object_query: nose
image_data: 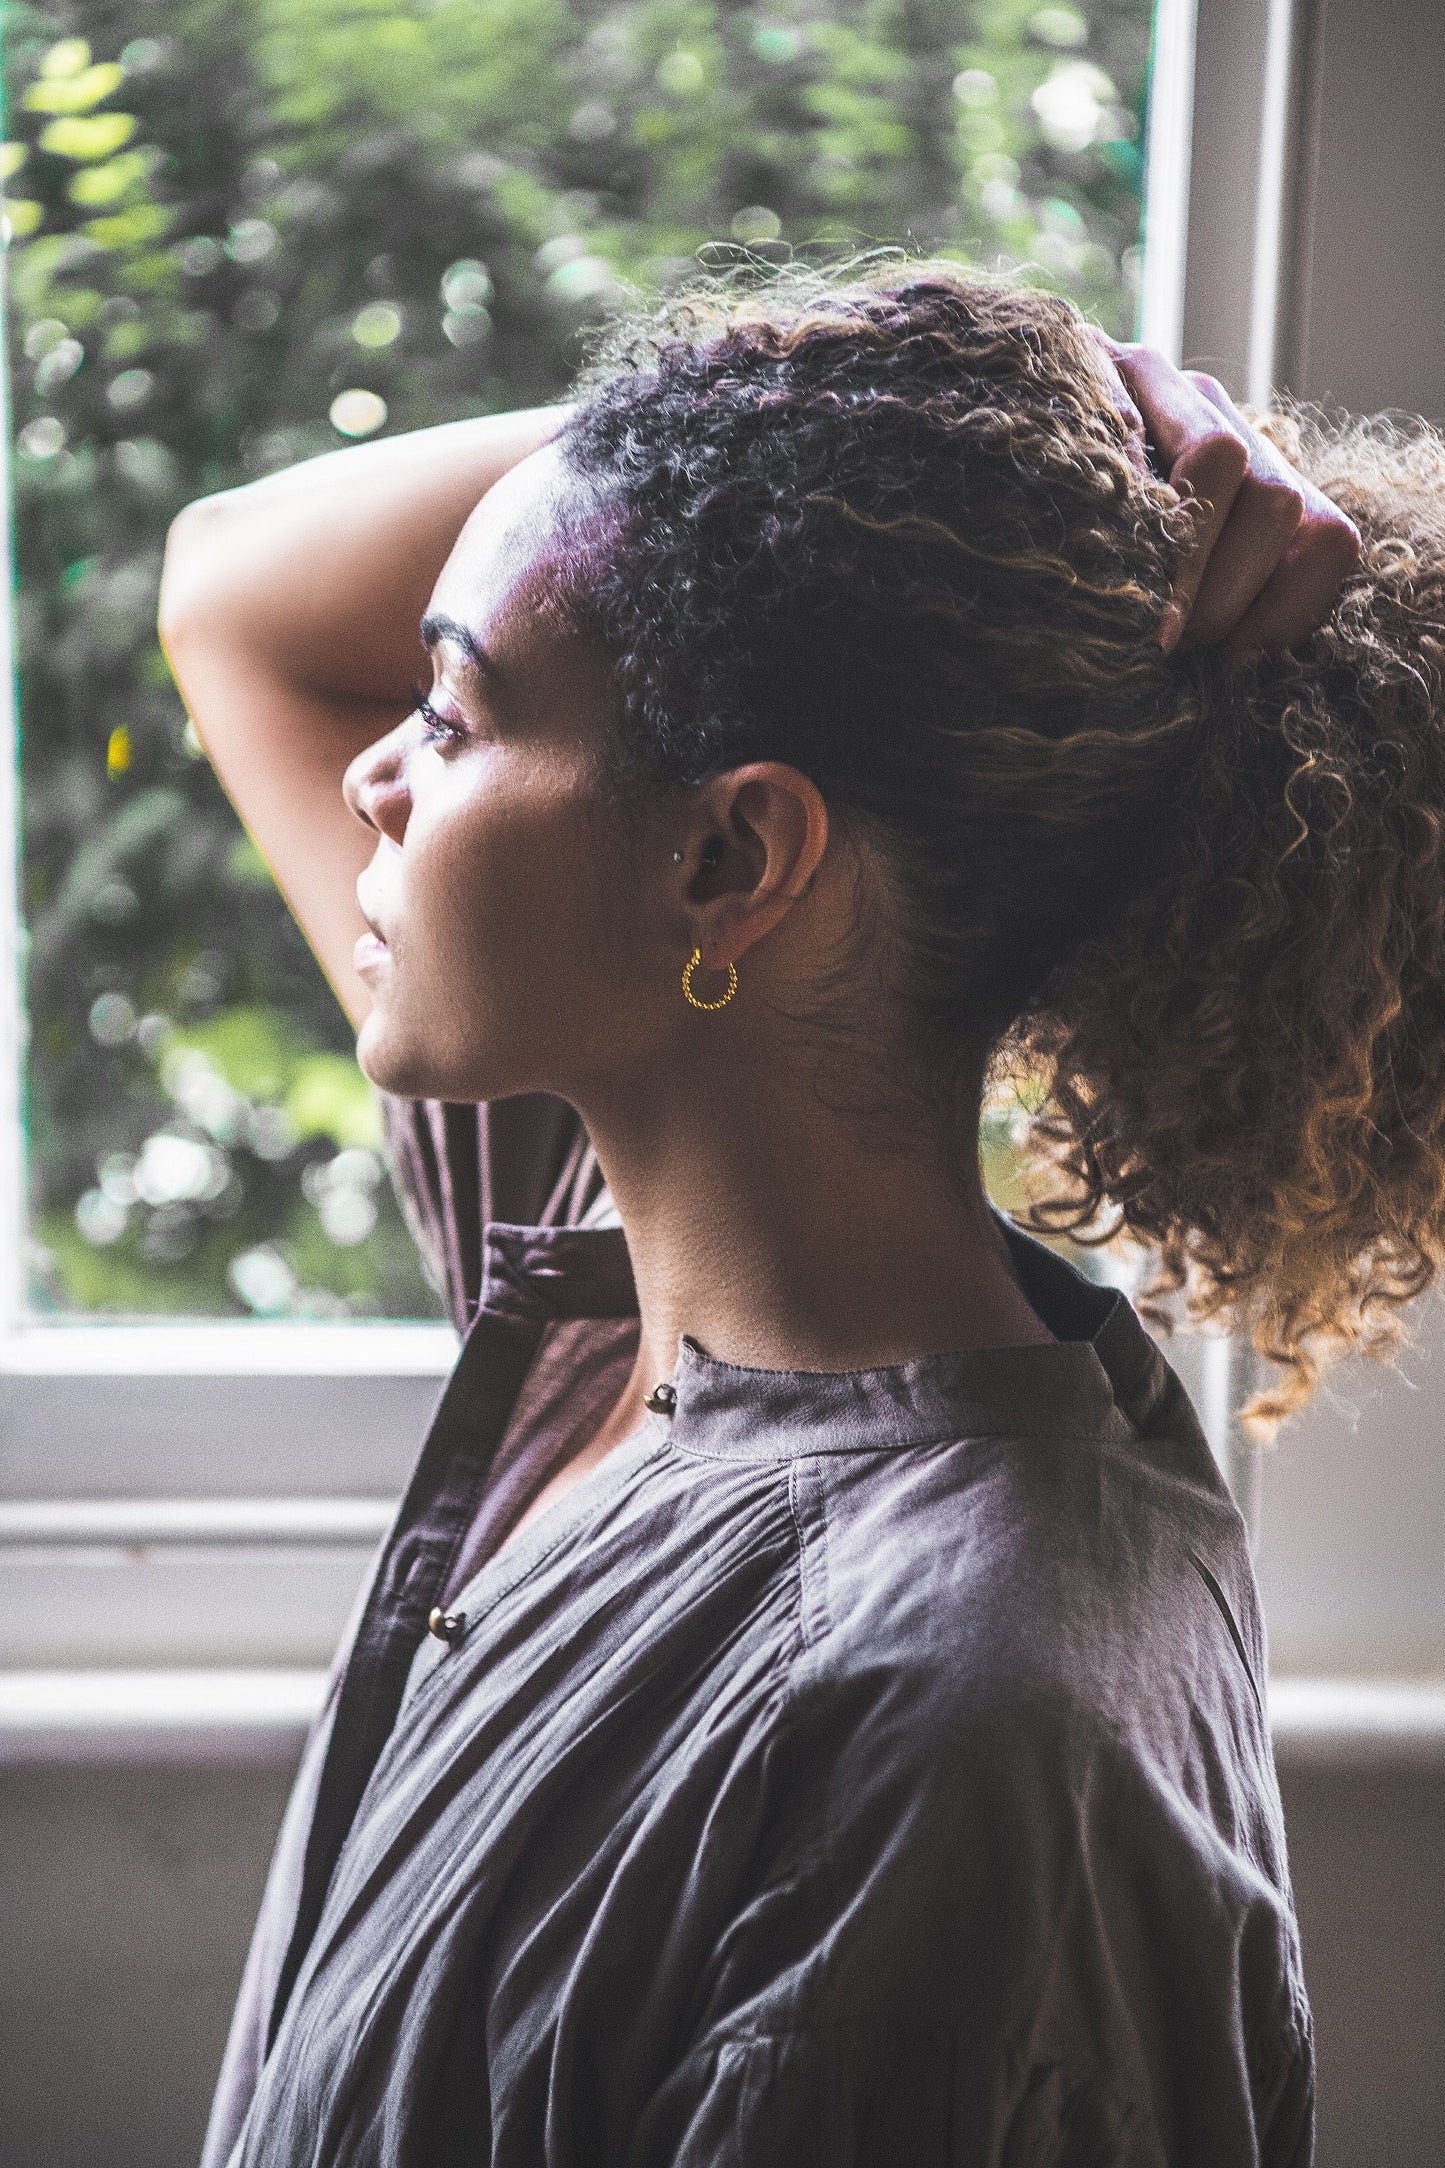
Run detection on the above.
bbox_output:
[343,718,411,845]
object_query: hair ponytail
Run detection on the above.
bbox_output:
[1017,405,1445,1436]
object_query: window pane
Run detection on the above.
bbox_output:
[5,0,1152,1320]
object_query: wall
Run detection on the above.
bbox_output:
[4,1,1445,2161]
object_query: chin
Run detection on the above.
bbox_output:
[355,1012,442,1101]
[354,1009,528,1106]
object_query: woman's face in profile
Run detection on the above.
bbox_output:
[343,445,677,1105]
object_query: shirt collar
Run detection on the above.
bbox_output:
[479,1219,639,1324]
[477,1210,1172,1459]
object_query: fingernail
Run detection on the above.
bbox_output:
[1158,601,1185,652]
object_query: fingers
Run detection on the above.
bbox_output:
[1218,509,1364,663]
[1110,343,1288,646]
[1095,336,1246,643]
[1159,425,1256,649]
[1183,372,1334,649]
[1102,337,1247,485]
[1189,368,1362,655]
[1101,337,1360,659]
[1086,335,1150,471]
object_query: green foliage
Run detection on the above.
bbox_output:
[4,0,1148,1317]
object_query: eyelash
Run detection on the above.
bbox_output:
[409,681,468,747]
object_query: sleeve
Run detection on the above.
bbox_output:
[624,1675,1315,2168]
[377,1088,605,1330]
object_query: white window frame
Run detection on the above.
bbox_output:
[0,324,456,1667]
[3,0,1442,1744]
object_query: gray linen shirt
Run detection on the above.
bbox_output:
[200,1091,1314,2168]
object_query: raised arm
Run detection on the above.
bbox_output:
[156,406,570,1026]
[157,343,1358,1035]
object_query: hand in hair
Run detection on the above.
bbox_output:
[1096,335,1362,664]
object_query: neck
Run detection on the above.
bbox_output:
[574,1034,1055,1442]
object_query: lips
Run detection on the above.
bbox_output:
[355,879,392,975]
[354,930,389,977]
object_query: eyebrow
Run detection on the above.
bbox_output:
[418,611,505,692]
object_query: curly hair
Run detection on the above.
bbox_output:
[556,259,1445,1438]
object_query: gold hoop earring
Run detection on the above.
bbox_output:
[682,947,738,1011]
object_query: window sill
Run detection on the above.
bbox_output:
[0,1320,458,1376]
[1268,1677,1445,1771]
[2,1669,1442,1771]
[0,1327,457,1506]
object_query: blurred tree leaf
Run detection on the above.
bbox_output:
[37,111,138,156]
[287,1055,384,1150]
[23,59,125,111]
[5,0,1149,1317]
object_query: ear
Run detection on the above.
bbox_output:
[682,762,830,967]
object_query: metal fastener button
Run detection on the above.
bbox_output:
[643,1381,677,1416]
[427,1606,467,1648]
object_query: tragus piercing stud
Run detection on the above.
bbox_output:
[672,849,684,862]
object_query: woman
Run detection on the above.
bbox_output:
[159,262,1416,2166]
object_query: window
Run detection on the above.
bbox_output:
[2,0,1440,1711]
[5,0,1150,1327]
[0,0,1155,1678]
